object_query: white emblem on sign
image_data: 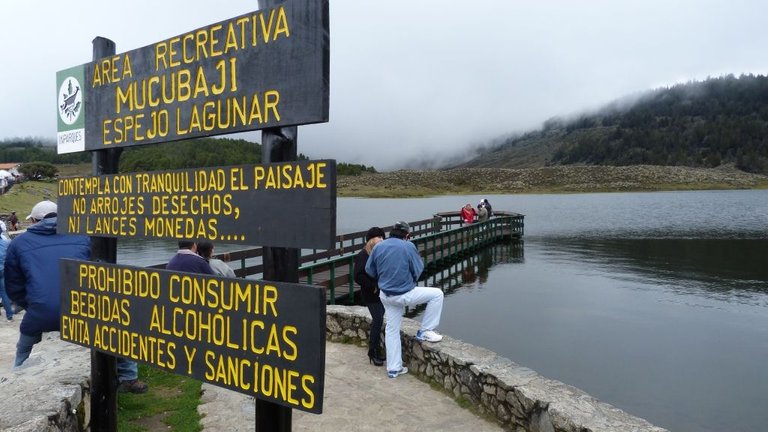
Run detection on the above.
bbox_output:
[58,76,82,125]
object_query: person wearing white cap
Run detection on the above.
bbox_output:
[5,200,148,392]
[7,200,80,366]
[24,199,58,221]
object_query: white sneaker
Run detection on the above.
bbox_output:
[388,367,408,378]
[416,329,443,342]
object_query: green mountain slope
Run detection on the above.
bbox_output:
[459,74,768,174]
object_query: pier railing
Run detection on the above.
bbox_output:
[298,211,523,303]
[148,216,441,274]
[149,211,524,303]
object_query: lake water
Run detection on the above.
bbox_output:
[118,189,768,432]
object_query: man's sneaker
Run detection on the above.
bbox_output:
[416,329,443,343]
[387,367,408,379]
[118,379,149,394]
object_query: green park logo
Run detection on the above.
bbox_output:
[56,65,86,154]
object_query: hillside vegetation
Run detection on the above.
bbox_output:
[460,74,768,174]
[338,165,768,197]
[0,137,374,176]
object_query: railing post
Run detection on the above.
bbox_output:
[348,261,354,303]
[329,265,336,305]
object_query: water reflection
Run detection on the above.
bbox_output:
[538,237,768,300]
[405,241,523,317]
[424,241,524,291]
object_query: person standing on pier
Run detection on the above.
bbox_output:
[365,221,444,379]
[477,203,489,223]
[354,227,386,366]
[481,198,493,216]
[461,203,476,225]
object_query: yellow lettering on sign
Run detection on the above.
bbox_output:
[61,315,90,345]
[201,350,316,408]
[252,163,328,190]
[92,54,133,88]
[153,6,291,72]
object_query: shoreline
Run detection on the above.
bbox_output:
[3,165,766,207]
[337,164,768,197]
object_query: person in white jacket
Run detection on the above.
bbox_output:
[196,240,236,278]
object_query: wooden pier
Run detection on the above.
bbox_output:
[151,210,524,303]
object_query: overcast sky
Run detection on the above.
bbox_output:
[2,0,768,170]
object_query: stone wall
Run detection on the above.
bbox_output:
[0,332,90,432]
[326,305,668,432]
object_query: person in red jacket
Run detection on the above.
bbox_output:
[460,203,476,225]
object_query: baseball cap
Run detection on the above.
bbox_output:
[393,221,410,233]
[27,200,57,220]
[365,227,386,241]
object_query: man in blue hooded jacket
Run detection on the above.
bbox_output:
[5,200,147,393]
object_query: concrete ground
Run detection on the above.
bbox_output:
[198,342,504,432]
[0,309,502,432]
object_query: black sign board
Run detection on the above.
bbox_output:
[56,0,329,153]
[60,260,326,413]
[56,160,336,249]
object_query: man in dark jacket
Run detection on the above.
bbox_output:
[5,200,147,393]
[353,227,386,366]
[167,240,215,274]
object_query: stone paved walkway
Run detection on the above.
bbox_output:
[198,342,504,432]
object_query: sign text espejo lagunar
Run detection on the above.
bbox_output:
[60,259,326,413]
[56,0,329,153]
[56,160,336,249]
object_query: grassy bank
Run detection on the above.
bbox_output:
[337,165,768,198]
[0,164,88,217]
[336,182,768,198]
[118,365,202,432]
[0,180,57,219]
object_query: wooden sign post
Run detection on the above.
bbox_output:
[56,1,330,430]
[89,37,120,432]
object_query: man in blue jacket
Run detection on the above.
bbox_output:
[5,200,147,393]
[365,221,444,378]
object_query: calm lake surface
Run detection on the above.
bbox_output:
[119,189,768,432]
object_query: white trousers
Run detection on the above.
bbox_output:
[380,286,444,372]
